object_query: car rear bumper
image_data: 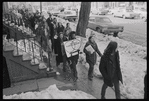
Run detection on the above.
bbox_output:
[103,29,123,33]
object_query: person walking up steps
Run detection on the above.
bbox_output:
[99,41,123,99]
[83,35,102,81]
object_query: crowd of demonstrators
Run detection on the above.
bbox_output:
[83,35,102,81]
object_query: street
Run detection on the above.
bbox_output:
[105,14,147,47]
[47,13,146,47]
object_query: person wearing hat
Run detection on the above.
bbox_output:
[83,35,102,81]
[99,41,123,99]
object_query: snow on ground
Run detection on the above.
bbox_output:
[77,28,147,99]
[3,84,96,99]
[57,17,147,99]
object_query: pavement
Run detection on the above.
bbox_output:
[3,51,127,99]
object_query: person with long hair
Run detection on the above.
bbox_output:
[83,35,102,81]
[99,41,123,99]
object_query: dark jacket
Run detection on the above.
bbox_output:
[46,18,54,39]
[83,41,102,65]
[144,74,147,99]
[99,51,123,87]
[57,25,65,35]
[55,36,68,63]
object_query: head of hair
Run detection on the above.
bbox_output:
[103,41,118,58]
[69,31,76,40]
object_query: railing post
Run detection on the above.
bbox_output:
[15,32,19,55]
[31,40,35,64]
[24,38,26,52]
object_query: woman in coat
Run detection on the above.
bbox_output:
[55,32,68,67]
[83,36,102,81]
[57,22,65,35]
[99,41,123,99]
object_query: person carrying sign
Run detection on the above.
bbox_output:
[67,31,80,82]
[83,35,102,81]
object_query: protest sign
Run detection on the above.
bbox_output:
[63,38,81,58]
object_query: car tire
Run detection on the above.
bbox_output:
[96,27,101,33]
[113,32,118,37]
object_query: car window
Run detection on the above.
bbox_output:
[64,11,72,14]
[89,18,95,22]
[96,17,112,23]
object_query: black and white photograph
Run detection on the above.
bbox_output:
[3,1,147,99]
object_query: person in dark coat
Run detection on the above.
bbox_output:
[67,31,80,82]
[55,32,68,68]
[64,23,72,40]
[99,41,123,99]
[57,22,65,35]
[83,35,102,81]
[46,13,54,51]
[144,73,147,99]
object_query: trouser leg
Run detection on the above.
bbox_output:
[113,75,121,99]
[88,63,94,78]
[63,54,67,72]
[101,83,108,98]
[70,60,77,78]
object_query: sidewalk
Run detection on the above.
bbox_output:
[3,53,126,99]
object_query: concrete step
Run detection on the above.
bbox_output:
[3,44,15,51]
[13,47,24,56]
[30,58,40,65]
[22,53,32,61]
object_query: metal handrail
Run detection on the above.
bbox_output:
[3,21,46,64]
[3,39,42,62]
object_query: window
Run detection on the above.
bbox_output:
[89,18,95,22]
[96,17,112,23]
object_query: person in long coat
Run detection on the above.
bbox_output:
[55,32,68,67]
[57,22,65,35]
[99,41,123,99]
[83,35,102,81]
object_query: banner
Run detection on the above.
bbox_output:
[63,37,81,58]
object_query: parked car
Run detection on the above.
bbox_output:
[108,8,119,15]
[133,8,147,19]
[50,10,60,17]
[113,9,140,19]
[57,10,77,21]
[88,15,124,37]
[98,8,109,15]
[91,9,99,15]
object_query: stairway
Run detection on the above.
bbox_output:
[3,37,56,83]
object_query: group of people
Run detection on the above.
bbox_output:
[45,12,124,98]
[5,7,147,99]
[22,11,131,99]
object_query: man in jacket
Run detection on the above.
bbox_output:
[68,31,80,82]
[83,35,102,81]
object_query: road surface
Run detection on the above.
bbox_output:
[106,15,147,47]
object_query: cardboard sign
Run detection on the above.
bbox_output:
[63,38,81,58]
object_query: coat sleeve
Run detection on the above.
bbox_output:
[95,43,102,57]
[83,42,91,56]
[99,56,110,80]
